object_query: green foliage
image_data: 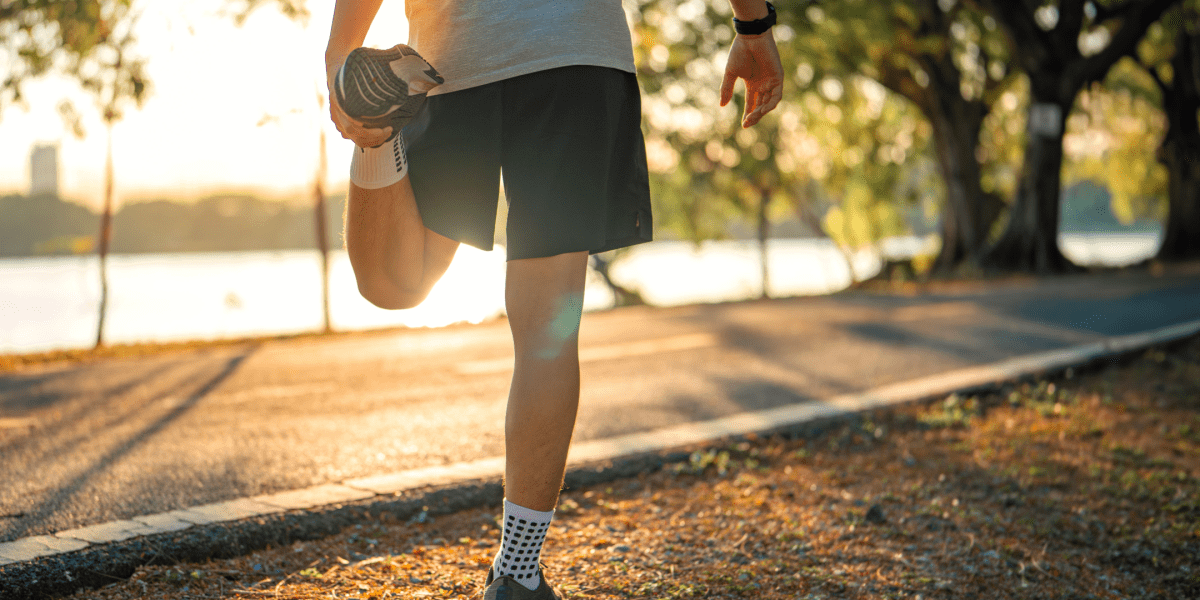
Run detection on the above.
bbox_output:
[1007,381,1078,418]
[978,76,1027,204]
[1,0,307,130]
[222,0,310,26]
[0,193,98,256]
[0,192,346,256]
[919,393,981,428]
[822,175,908,248]
[1136,0,1200,86]
[673,442,763,476]
[634,0,939,247]
[973,0,1184,272]
[0,0,148,128]
[634,0,785,241]
[674,449,735,476]
[791,0,1014,108]
[115,194,346,253]
[1063,67,1170,225]
[977,8,1181,240]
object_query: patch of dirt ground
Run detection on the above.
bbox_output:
[68,336,1200,599]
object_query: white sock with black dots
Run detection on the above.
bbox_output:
[492,499,553,591]
[348,132,407,190]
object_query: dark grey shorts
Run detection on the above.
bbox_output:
[401,65,653,261]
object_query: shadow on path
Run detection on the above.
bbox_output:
[0,360,203,459]
[3,346,257,541]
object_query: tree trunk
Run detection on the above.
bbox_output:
[927,103,988,273]
[95,122,114,348]
[879,37,995,275]
[314,128,332,333]
[976,0,1179,274]
[792,196,858,285]
[589,254,644,306]
[983,84,1075,273]
[1157,28,1200,261]
[758,187,770,299]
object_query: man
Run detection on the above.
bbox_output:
[324,1,783,597]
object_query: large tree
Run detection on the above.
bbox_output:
[974,0,1180,272]
[633,0,804,297]
[635,0,932,294]
[3,0,151,346]
[1140,1,1200,261]
[2,0,308,346]
[784,0,1016,273]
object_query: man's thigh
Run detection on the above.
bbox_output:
[402,85,504,254]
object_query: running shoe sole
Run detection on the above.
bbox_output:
[335,44,444,142]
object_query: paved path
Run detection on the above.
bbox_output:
[2,270,1199,543]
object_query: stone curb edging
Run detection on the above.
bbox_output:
[2,318,1198,599]
[0,456,673,600]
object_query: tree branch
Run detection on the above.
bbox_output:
[913,0,949,37]
[1056,0,1088,61]
[1143,57,1170,97]
[977,29,1011,101]
[971,0,1054,73]
[1075,0,1181,87]
[1092,0,1140,23]
[876,54,936,120]
[981,69,1021,109]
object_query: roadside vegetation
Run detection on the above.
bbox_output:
[68,334,1200,599]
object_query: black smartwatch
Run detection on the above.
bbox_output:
[733,2,776,36]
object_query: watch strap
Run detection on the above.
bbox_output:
[733,2,776,36]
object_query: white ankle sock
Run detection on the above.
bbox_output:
[349,132,407,190]
[492,499,553,591]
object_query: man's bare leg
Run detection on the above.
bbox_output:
[344,176,459,310]
[502,250,589,511]
[485,251,587,590]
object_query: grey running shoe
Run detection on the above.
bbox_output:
[482,568,562,600]
[335,44,444,144]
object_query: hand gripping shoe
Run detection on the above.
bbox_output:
[335,44,444,146]
[483,568,562,600]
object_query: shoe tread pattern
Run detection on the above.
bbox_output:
[336,45,443,139]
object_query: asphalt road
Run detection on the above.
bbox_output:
[3,269,1199,543]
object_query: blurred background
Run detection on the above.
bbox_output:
[1,0,1196,354]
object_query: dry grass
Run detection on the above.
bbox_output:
[69,337,1200,600]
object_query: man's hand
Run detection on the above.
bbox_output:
[720,31,784,128]
[326,56,394,149]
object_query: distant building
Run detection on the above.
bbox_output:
[29,143,59,198]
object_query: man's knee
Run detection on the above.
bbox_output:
[356,278,429,310]
[537,292,584,360]
[506,252,589,357]
[509,290,585,362]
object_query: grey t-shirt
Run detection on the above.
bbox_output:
[405,0,637,96]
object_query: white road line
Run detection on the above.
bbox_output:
[889,301,981,322]
[0,417,37,430]
[455,332,719,375]
[213,383,341,402]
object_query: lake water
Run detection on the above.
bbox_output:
[0,233,1162,354]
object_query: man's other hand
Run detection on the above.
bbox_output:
[326,56,394,149]
[720,31,784,128]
